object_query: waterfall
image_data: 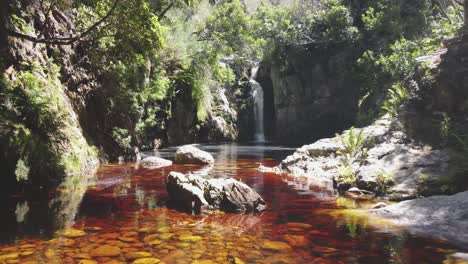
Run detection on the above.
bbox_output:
[250,65,265,142]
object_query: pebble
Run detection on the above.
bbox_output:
[89,245,121,257]
[261,240,293,252]
[133,258,161,264]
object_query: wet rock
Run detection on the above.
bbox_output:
[20,251,34,256]
[148,240,163,246]
[125,252,152,260]
[167,172,209,212]
[160,233,173,240]
[178,234,202,242]
[228,256,246,264]
[49,238,76,247]
[132,258,160,264]
[59,229,86,238]
[261,240,293,252]
[192,260,214,264]
[157,226,171,233]
[174,145,214,165]
[167,172,266,213]
[140,157,172,169]
[83,227,103,232]
[286,222,312,230]
[143,234,159,243]
[162,249,185,263]
[0,253,19,260]
[79,260,98,264]
[89,245,121,257]
[371,191,468,247]
[271,117,457,199]
[371,202,388,209]
[283,234,309,247]
[444,253,468,264]
[73,253,92,259]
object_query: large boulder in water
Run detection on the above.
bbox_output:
[174,145,214,165]
[167,172,208,213]
[140,157,173,169]
[166,172,266,213]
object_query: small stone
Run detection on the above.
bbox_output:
[228,256,246,264]
[89,245,121,257]
[132,258,160,264]
[119,237,136,243]
[371,202,388,209]
[160,233,174,240]
[126,251,152,260]
[79,260,98,264]
[157,227,171,233]
[162,249,185,262]
[176,242,191,248]
[100,233,120,240]
[148,240,163,246]
[0,253,19,260]
[138,228,157,234]
[261,240,292,252]
[286,222,312,229]
[20,251,34,256]
[179,234,202,243]
[191,260,214,264]
[19,244,35,249]
[123,231,138,237]
[283,234,309,247]
[60,229,86,238]
[83,227,103,232]
[73,253,92,259]
[45,249,58,259]
[143,234,160,243]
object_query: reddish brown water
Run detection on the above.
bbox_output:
[0,144,464,263]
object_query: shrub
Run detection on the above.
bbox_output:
[375,170,395,194]
[336,127,369,166]
[381,82,410,117]
[338,165,358,185]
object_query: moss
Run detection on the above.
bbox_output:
[1,59,98,189]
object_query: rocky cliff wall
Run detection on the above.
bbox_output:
[0,2,99,193]
[258,45,359,144]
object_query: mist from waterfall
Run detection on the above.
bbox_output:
[250,65,265,142]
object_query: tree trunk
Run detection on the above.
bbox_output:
[465,0,468,26]
[0,0,12,66]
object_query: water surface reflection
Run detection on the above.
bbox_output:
[0,143,464,263]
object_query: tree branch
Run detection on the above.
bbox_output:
[5,0,121,45]
[158,2,175,22]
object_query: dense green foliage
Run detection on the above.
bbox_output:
[1,0,466,189]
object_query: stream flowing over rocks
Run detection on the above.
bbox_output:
[167,171,266,213]
[268,117,457,201]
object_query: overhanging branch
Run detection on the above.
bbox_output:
[5,0,121,45]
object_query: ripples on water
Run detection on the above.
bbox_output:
[0,143,463,263]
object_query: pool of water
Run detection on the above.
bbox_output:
[0,143,463,263]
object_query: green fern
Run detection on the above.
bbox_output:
[381,82,409,117]
[336,127,369,166]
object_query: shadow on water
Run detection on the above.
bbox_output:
[0,173,95,244]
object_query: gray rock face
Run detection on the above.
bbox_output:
[258,46,358,144]
[272,118,456,200]
[166,172,266,213]
[140,157,173,169]
[371,191,468,247]
[175,145,215,165]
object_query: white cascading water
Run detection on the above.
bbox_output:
[250,65,265,142]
